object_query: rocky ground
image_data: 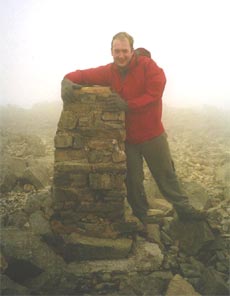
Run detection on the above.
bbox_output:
[0,102,60,214]
[0,102,229,295]
[163,105,230,200]
[1,103,229,212]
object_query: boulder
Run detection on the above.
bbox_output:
[120,271,172,296]
[0,274,29,296]
[181,180,209,209]
[64,233,133,261]
[23,159,52,190]
[0,157,53,193]
[0,157,26,192]
[165,274,201,296]
[1,227,66,273]
[199,267,229,295]
[169,220,215,255]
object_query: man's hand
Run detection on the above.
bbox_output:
[106,93,128,111]
[61,78,82,103]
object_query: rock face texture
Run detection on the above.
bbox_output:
[52,86,135,259]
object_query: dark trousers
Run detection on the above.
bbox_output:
[125,132,189,220]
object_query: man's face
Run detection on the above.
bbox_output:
[111,38,134,68]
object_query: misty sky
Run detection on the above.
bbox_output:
[1,0,230,109]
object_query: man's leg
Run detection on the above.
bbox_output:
[125,142,149,222]
[142,133,206,220]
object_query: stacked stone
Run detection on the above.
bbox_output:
[53,86,135,243]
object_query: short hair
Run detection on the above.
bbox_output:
[111,32,134,50]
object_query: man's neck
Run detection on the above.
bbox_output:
[119,67,128,78]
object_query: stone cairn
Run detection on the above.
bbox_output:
[52,86,137,260]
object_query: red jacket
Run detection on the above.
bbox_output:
[64,54,166,144]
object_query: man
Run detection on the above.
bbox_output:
[62,32,206,229]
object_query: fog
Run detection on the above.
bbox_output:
[1,0,230,110]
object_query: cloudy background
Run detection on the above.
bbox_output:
[1,0,229,109]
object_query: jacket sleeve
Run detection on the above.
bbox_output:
[64,64,111,86]
[128,59,166,110]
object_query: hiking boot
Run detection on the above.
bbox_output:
[137,210,164,225]
[175,205,207,221]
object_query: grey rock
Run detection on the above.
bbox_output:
[67,238,163,275]
[181,180,209,209]
[169,220,215,255]
[120,271,172,296]
[7,210,28,228]
[165,274,201,296]
[215,161,230,186]
[65,233,133,261]
[23,160,51,190]
[0,157,26,192]
[0,274,29,296]
[24,188,53,215]
[207,198,230,234]
[1,227,66,271]
[29,210,52,235]
[200,267,229,295]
